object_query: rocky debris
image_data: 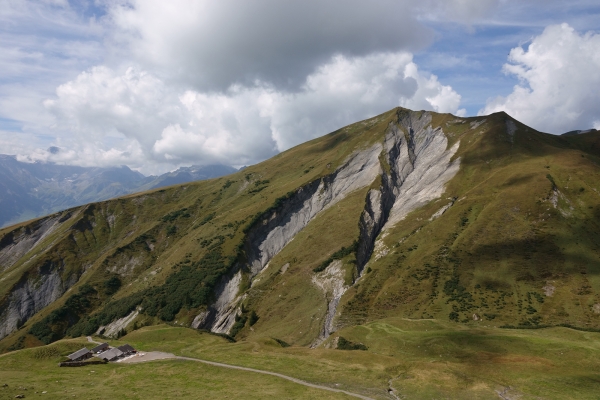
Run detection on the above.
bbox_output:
[430,198,457,221]
[543,283,556,297]
[198,110,462,336]
[0,214,64,272]
[203,270,243,334]
[190,310,209,329]
[98,308,139,338]
[280,263,289,274]
[382,111,461,231]
[0,265,76,341]
[469,119,486,130]
[200,142,383,334]
[473,313,480,321]
[245,141,383,278]
[311,260,349,347]
[593,304,600,314]
[506,119,517,143]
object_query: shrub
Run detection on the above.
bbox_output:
[248,311,259,326]
[273,338,290,348]
[337,336,367,351]
[104,276,121,295]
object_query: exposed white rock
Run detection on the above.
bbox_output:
[430,199,456,221]
[0,269,65,340]
[99,308,139,338]
[311,260,349,347]
[107,255,143,276]
[542,283,555,297]
[383,112,461,230]
[203,109,461,336]
[191,310,210,329]
[0,215,65,272]
[506,119,517,143]
[206,270,243,334]
[470,119,486,130]
[249,142,383,277]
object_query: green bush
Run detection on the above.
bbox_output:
[248,311,259,326]
[104,276,121,295]
[273,338,290,348]
[337,336,367,351]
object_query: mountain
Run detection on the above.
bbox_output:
[0,157,237,227]
[0,107,599,355]
[139,164,238,191]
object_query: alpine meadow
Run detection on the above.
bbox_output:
[0,107,599,399]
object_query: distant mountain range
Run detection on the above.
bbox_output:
[0,155,237,227]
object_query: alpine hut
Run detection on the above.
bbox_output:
[97,348,123,362]
[118,344,136,356]
[67,348,93,362]
[91,342,109,354]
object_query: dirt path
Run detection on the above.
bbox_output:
[86,336,102,345]
[123,351,375,400]
[119,351,177,363]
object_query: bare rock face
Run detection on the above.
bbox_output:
[311,260,349,346]
[0,260,73,340]
[246,141,383,278]
[98,308,140,338]
[382,111,461,230]
[0,214,66,272]
[207,270,243,334]
[195,143,383,334]
[197,110,462,336]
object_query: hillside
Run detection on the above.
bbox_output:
[0,157,236,227]
[0,107,599,356]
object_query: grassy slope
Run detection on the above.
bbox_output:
[0,337,354,400]
[0,107,599,398]
[3,323,598,399]
[0,109,396,351]
[338,112,600,330]
[1,107,599,352]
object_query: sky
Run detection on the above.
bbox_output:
[1,0,599,175]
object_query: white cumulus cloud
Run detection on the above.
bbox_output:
[41,53,464,173]
[481,23,600,133]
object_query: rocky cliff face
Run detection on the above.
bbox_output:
[0,258,79,340]
[196,110,461,335]
[5,107,590,350]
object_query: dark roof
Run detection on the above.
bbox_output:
[98,348,123,361]
[91,343,109,353]
[118,344,135,353]
[67,347,91,360]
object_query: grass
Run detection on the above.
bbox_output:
[4,320,598,399]
[0,337,356,400]
[0,107,599,398]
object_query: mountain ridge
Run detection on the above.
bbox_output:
[0,156,237,228]
[0,107,598,354]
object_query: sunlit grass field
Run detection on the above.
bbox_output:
[2,320,598,399]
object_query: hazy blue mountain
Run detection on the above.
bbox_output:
[0,155,237,227]
[140,164,238,191]
[561,128,598,136]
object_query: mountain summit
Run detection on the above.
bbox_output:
[0,107,598,351]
